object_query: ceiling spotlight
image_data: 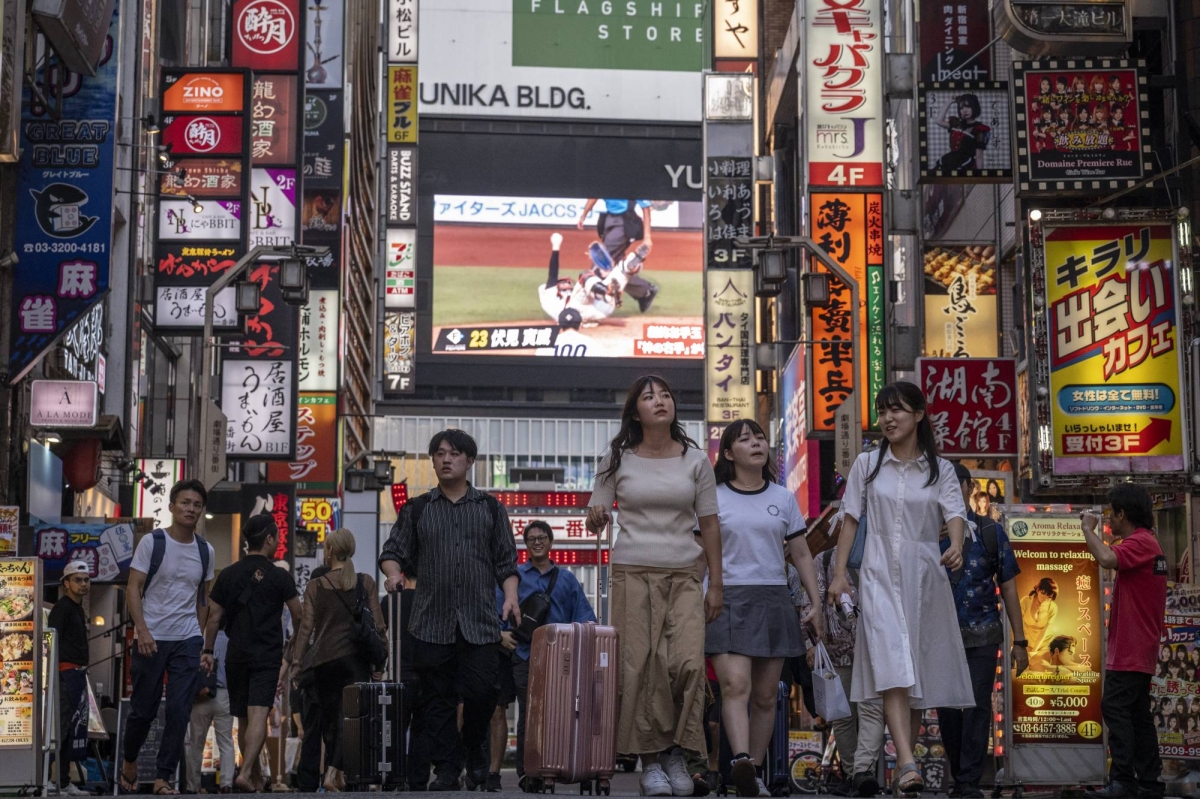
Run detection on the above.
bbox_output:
[1028,209,1042,222]
[157,143,172,163]
[188,195,203,213]
[43,431,62,444]
[141,114,161,134]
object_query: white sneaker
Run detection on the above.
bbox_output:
[64,785,91,796]
[757,778,771,797]
[640,764,673,797]
[43,786,60,797]
[665,748,694,797]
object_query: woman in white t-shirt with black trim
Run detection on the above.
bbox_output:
[705,419,824,798]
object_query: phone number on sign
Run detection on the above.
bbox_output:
[1012,722,1079,735]
[23,242,106,254]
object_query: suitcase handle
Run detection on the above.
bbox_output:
[592,670,603,736]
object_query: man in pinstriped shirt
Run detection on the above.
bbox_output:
[380,429,521,791]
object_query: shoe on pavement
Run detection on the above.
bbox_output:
[852,771,880,797]
[427,774,463,791]
[958,786,985,799]
[828,778,856,797]
[730,757,758,798]
[1085,783,1137,799]
[641,764,673,797]
[665,749,695,797]
[44,786,60,797]
[63,785,92,796]
[756,777,771,797]
[484,772,502,792]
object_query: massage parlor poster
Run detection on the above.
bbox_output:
[1154,582,1200,759]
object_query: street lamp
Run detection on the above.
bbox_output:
[802,272,832,307]
[345,470,367,493]
[279,258,309,305]
[373,456,393,484]
[235,281,261,314]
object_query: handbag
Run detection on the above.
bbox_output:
[810,641,852,722]
[513,567,560,644]
[331,573,390,667]
[846,458,871,570]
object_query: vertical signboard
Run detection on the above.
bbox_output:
[713,0,758,59]
[386,147,417,226]
[266,393,337,492]
[383,311,416,394]
[304,0,342,88]
[804,0,884,188]
[705,156,753,269]
[1156,582,1200,759]
[298,290,338,391]
[133,458,185,528]
[232,0,301,71]
[221,359,295,459]
[918,0,991,81]
[1034,217,1186,473]
[781,345,815,517]
[10,9,117,380]
[705,270,755,424]
[240,483,296,561]
[808,193,884,431]
[387,66,418,144]
[917,357,1017,456]
[387,0,419,63]
[384,229,416,307]
[0,558,40,759]
[923,244,998,357]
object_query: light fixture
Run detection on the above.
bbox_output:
[141,114,160,134]
[43,431,62,444]
[279,259,305,291]
[373,456,392,483]
[1102,207,1116,220]
[802,272,832,307]
[757,249,787,283]
[345,470,366,493]
[93,616,105,627]
[235,281,261,314]
[187,195,203,213]
[205,513,214,520]
[157,143,172,163]
[1028,209,1042,222]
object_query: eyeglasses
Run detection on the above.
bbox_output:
[525,536,550,545]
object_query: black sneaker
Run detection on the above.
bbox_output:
[428,775,463,792]
[730,757,758,798]
[637,284,659,313]
[828,778,856,797]
[851,772,879,798]
[958,785,985,799]
[520,776,544,794]
[1084,783,1137,799]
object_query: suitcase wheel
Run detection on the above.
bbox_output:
[581,782,591,795]
[598,779,611,796]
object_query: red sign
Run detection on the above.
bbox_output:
[162,115,244,156]
[250,74,298,165]
[232,0,300,71]
[917,357,1017,457]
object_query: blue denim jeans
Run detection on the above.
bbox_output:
[124,636,203,782]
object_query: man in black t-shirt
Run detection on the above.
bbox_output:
[201,515,301,793]
[48,561,92,795]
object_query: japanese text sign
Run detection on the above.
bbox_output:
[705,269,755,423]
[507,513,594,543]
[232,0,301,72]
[157,200,242,241]
[296,496,341,543]
[387,0,418,64]
[917,357,1017,457]
[132,458,184,529]
[804,0,884,187]
[266,393,337,491]
[297,291,338,391]
[1038,221,1185,472]
[303,91,343,189]
[387,66,418,144]
[248,168,297,248]
[34,521,134,582]
[918,0,991,81]
[250,74,298,165]
[383,311,416,395]
[221,359,296,459]
[0,558,38,748]
[808,192,884,431]
[0,508,17,555]
[160,159,243,199]
[714,0,758,59]
[706,157,753,269]
[782,345,816,518]
[240,483,296,561]
[923,244,998,357]
[153,244,242,332]
[161,115,244,157]
[385,228,416,307]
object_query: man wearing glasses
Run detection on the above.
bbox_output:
[48,561,93,796]
[490,521,596,792]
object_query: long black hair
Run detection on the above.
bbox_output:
[598,375,698,482]
[713,419,777,485]
[865,381,941,487]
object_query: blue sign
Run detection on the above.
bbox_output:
[33,521,136,583]
[10,9,119,379]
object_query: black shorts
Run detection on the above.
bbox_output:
[226,663,279,717]
[496,649,516,707]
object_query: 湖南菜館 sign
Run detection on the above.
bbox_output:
[917,357,1017,457]
[1034,216,1186,474]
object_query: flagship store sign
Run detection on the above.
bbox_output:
[31,380,98,428]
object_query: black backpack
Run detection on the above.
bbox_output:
[142,529,211,606]
[513,567,560,644]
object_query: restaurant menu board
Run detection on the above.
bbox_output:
[884,711,949,791]
[1006,515,1104,746]
[0,559,38,748]
[1153,581,1200,759]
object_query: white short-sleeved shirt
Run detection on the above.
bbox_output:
[715,482,807,586]
[130,531,215,641]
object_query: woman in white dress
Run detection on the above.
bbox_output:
[827,382,974,796]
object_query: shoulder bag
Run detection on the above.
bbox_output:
[331,573,390,667]
[513,567,560,644]
[845,456,871,571]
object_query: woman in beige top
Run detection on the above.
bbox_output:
[290,528,387,792]
[587,375,723,798]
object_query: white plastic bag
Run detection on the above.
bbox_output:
[811,641,852,722]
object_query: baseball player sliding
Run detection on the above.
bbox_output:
[538,232,652,330]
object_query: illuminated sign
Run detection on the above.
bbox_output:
[918,357,1017,457]
[923,244,998,357]
[714,0,758,58]
[387,66,418,144]
[30,380,97,427]
[162,72,245,114]
[705,269,754,423]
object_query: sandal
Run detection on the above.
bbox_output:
[117,770,139,795]
[152,784,179,796]
[892,763,923,798]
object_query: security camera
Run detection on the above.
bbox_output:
[0,252,18,269]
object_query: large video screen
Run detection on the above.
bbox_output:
[432,195,704,359]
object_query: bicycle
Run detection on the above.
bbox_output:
[789,728,845,795]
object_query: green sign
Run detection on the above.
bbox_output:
[867,265,886,428]
[512,0,707,72]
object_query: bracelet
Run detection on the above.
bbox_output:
[202,648,214,655]
[1012,640,1028,648]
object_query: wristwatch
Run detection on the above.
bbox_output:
[202,648,214,655]
[1013,639,1028,648]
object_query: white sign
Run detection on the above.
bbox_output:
[248,168,298,248]
[157,200,243,241]
[221,359,295,458]
[202,400,228,490]
[385,228,416,309]
[299,290,338,391]
[420,0,703,122]
[507,513,596,543]
[433,195,684,228]
[30,380,98,428]
[386,146,417,226]
[714,0,758,58]
[133,459,185,529]
[387,0,418,64]
[155,286,238,328]
[804,0,885,188]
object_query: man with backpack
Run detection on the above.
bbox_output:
[936,464,1029,798]
[202,514,302,793]
[379,429,521,791]
[121,479,216,796]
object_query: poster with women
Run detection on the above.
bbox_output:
[1153,582,1200,759]
[918,82,1011,180]
[1004,514,1104,747]
[1013,59,1151,192]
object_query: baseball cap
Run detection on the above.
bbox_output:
[62,561,90,580]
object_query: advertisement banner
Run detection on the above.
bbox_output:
[160,159,243,198]
[706,157,753,269]
[387,66,418,144]
[222,359,295,459]
[303,90,342,189]
[705,269,754,424]
[419,0,702,122]
[1040,221,1185,472]
[232,0,301,71]
[918,0,991,81]
[432,195,703,359]
[157,200,242,241]
[506,513,595,542]
[133,458,185,529]
[808,192,884,431]
[0,508,17,555]
[387,0,418,64]
[239,483,295,560]
[918,83,1012,181]
[162,71,245,114]
[917,357,1017,457]
[266,393,337,492]
[161,114,244,156]
[385,228,416,308]
[304,0,342,87]
[33,521,135,582]
[0,558,38,748]
[1006,514,1104,747]
[250,74,298,165]
[714,0,758,59]
[386,146,417,226]
[234,259,300,359]
[10,9,117,379]
[296,496,341,544]
[153,243,242,331]
[30,380,97,427]
[804,0,884,187]
[298,291,338,391]
[383,310,416,394]
[781,344,816,518]
[1154,582,1200,759]
[923,244,998,357]
[1013,59,1150,193]
[248,168,297,248]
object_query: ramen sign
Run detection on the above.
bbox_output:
[232,0,300,70]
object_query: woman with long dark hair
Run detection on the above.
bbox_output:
[587,375,722,798]
[706,419,823,796]
[1019,577,1059,654]
[827,382,973,796]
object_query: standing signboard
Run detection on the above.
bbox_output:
[1002,512,1106,784]
[0,558,42,790]
[917,357,1018,457]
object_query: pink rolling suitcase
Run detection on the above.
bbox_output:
[523,621,620,794]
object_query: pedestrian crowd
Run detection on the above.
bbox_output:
[45,377,1167,799]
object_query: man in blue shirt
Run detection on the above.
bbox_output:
[937,464,1029,798]
[487,521,596,792]
[577,198,659,311]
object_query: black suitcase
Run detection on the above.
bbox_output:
[342,681,409,790]
[718,682,791,796]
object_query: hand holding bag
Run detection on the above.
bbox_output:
[811,641,852,722]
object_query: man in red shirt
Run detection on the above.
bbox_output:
[1080,484,1166,799]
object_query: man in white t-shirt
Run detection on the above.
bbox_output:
[119,480,215,796]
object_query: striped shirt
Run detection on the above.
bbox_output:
[379,484,518,645]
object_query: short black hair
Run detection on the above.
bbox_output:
[242,513,277,551]
[1109,483,1155,530]
[170,479,208,506]
[952,462,972,485]
[523,520,553,542]
[428,429,478,460]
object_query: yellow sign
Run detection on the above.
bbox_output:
[1042,221,1185,471]
[705,269,755,424]
[387,66,418,144]
[298,497,337,543]
[714,0,758,58]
